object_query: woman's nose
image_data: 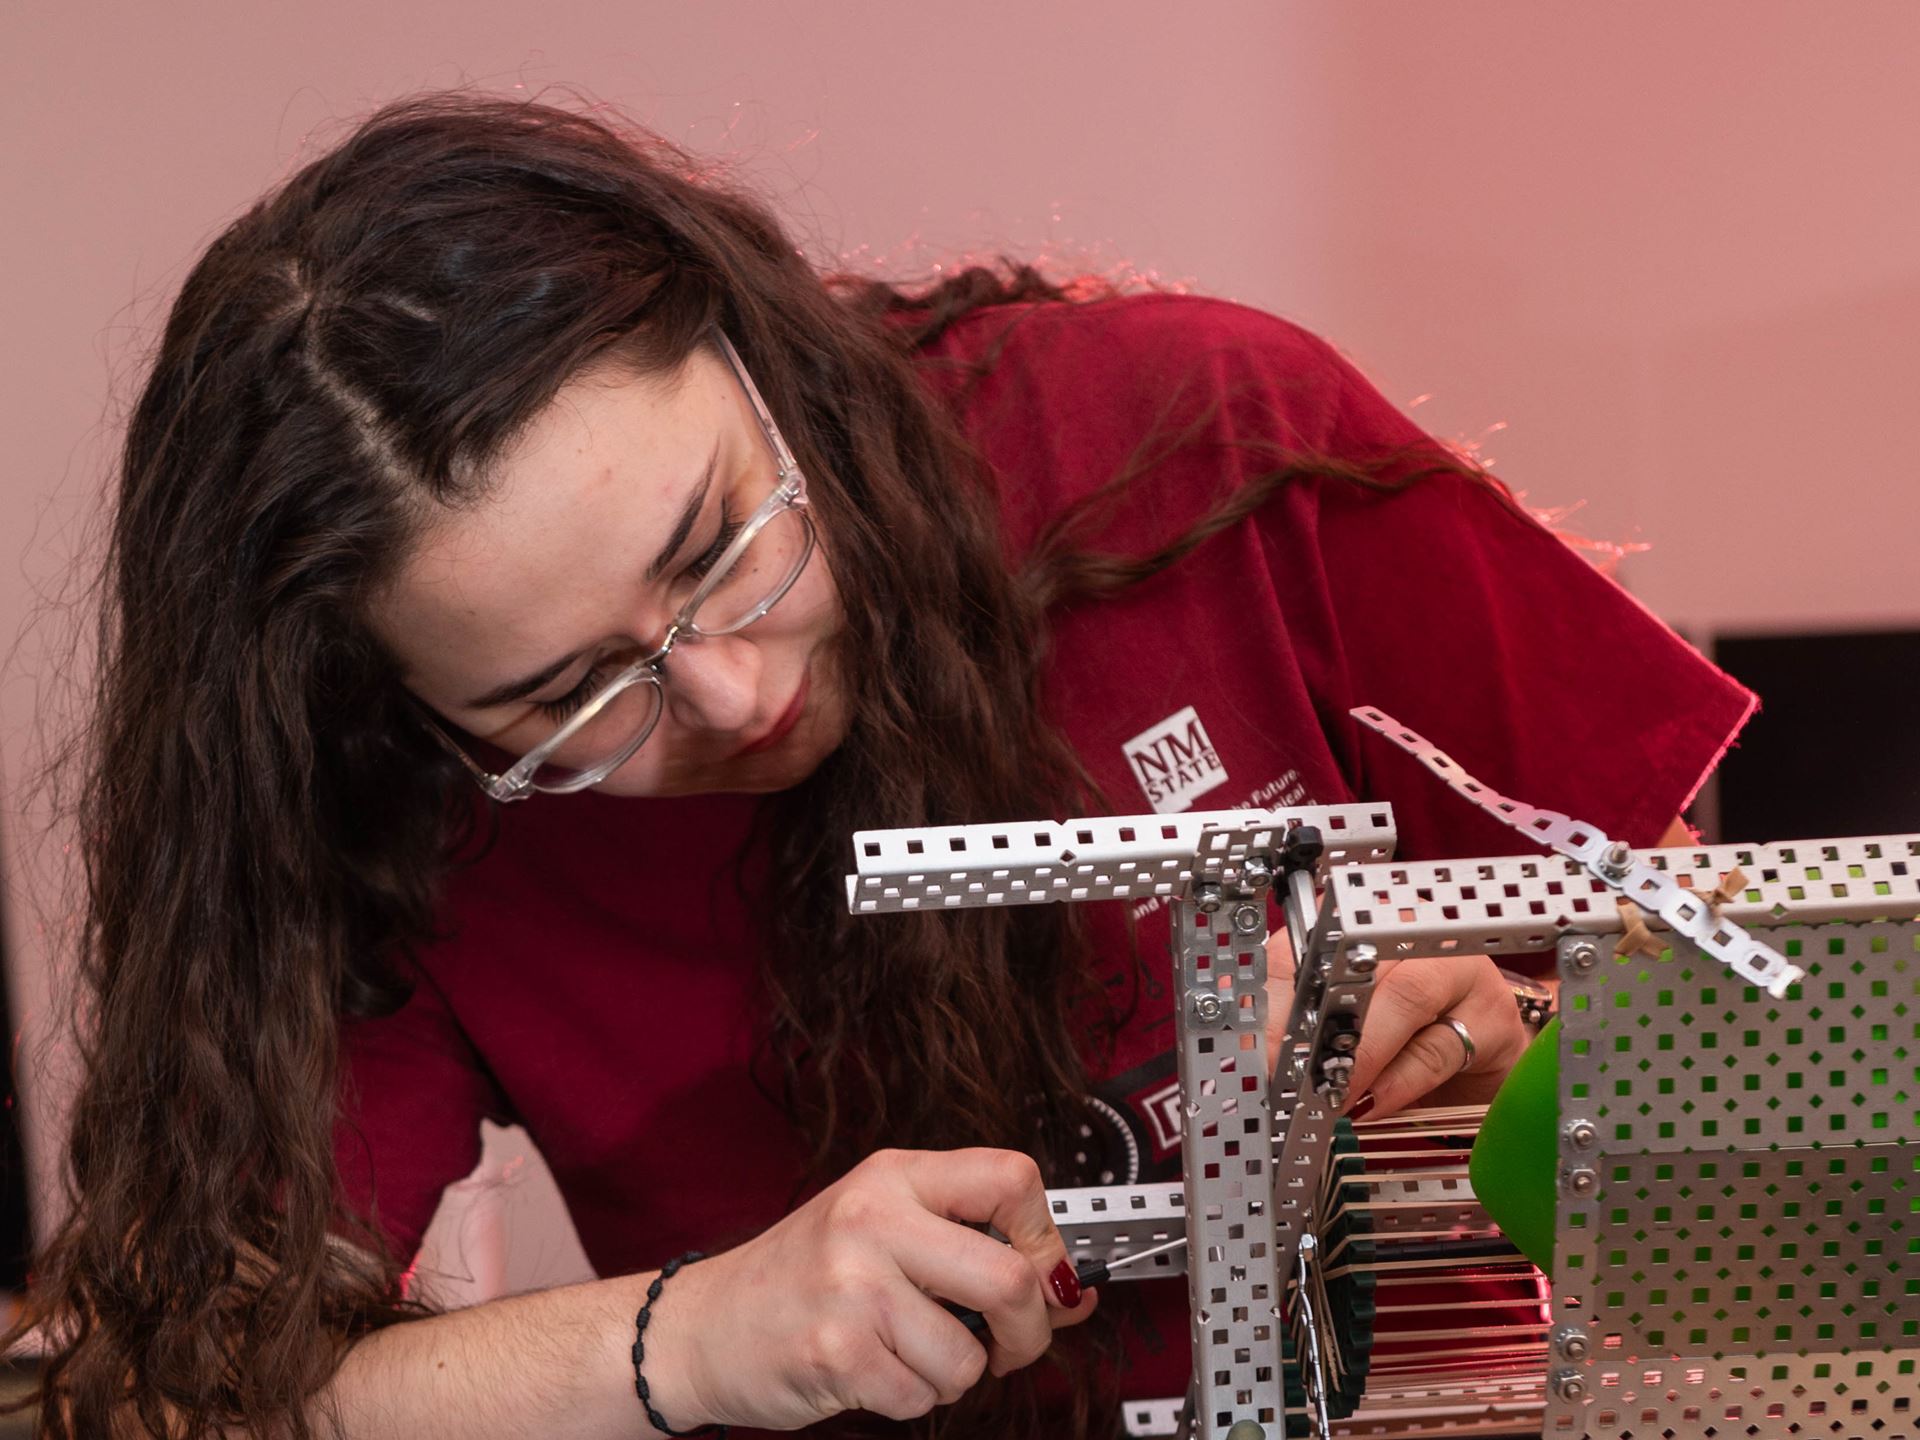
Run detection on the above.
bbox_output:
[658,635,762,733]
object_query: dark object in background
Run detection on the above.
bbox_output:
[1710,628,1920,843]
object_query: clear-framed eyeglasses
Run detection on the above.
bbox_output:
[421,328,817,802]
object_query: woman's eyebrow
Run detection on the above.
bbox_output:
[465,650,586,710]
[644,441,720,582]
[463,440,722,711]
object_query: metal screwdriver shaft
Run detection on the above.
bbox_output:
[947,1236,1188,1336]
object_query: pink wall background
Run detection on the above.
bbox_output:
[4,4,1917,1295]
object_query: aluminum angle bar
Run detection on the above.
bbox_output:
[1045,1182,1189,1279]
[844,803,1395,914]
[1267,874,1384,1291]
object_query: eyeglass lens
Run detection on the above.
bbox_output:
[527,502,811,790]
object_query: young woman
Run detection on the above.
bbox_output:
[10,92,1749,1439]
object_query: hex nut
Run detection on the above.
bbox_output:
[1551,1369,1587,1402]
[1552,1324,1591,1361]
[1597,840,1633,880]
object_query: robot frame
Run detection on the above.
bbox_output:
[842,709,1919,1440]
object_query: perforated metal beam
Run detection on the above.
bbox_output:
[845,804,1396,913]
[1322,835,1920,962]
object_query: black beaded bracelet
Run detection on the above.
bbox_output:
[632,1251,728,1438]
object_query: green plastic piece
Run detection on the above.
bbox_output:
[1468,1017,1561,1276]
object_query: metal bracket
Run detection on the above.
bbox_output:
[1349,706,1804,996]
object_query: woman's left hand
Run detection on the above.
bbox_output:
[1262,928,1532,1119]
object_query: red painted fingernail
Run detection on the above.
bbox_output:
[1048,1259,1082,1308]
[1347,1093,1375,1120]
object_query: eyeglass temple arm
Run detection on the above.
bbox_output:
[412,700,528,802]
[711,327,803,482]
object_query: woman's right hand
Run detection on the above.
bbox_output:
[645,1147,1100,1431]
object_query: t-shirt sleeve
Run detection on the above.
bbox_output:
[333,966,510,1266]
[1266,332,1757,866]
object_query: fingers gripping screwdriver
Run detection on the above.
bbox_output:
[945,1235,1187,1336]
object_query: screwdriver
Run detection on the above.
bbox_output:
[945,1235,1188,1336]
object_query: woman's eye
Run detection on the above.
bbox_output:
[683,502,744,583]
[535,672,600,724]
[533,496,747,727]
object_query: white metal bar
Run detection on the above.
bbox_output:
[844,804,1396,913]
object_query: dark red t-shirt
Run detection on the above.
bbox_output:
[334,294,1754,1424]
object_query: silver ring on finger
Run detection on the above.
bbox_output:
[1436,1014,1475,1073]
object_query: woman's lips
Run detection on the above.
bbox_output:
[730,669,810,759]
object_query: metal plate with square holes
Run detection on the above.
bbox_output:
[1546,919,1919,1438]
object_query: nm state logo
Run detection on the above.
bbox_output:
[1123,706,1228,813]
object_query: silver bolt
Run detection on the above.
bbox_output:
[1231,903,1264,935]
[1190,991,1225,1023]
[1564,1119,1598,1151]
[1565,938,1601,973]
[1552,1323,1590,1361]
[1329,1030,1359,1055]
[1347,944,1378,975]
[1241,855,1273,891]
[1550,1368,1587,1402]
[1192,882,1224,914]
[1597,840,1633,880]
[1563,1166,1598,1196]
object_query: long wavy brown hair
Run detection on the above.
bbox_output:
[8,92,1473,1439]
